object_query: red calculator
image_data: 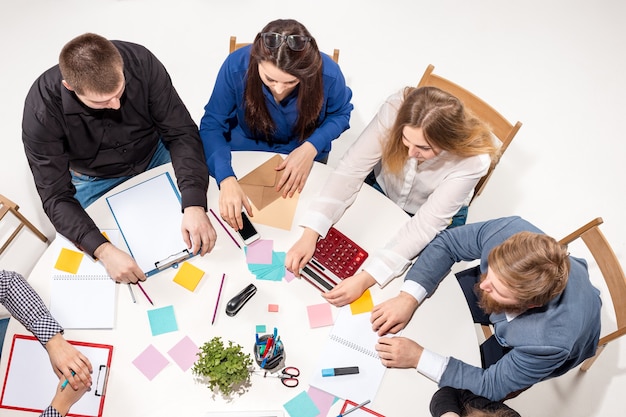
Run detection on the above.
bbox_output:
[301,227,368,292]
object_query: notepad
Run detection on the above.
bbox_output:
[0,335,113,417]
[309,306,387,403]
[50,274,116,329]
[106,172,190,276]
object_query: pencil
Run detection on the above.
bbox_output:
[136,281,154,305]
[212,273,226,325]
[209,208,242,249]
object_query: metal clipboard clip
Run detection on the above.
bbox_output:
[154,249,191,271]
[95,364,109,397]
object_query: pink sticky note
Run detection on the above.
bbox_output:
[306,303,334,328]
[132,345,170,380]
[246,239,274,264]
[167,336,200,371]
[284,269,296,283]
[308,386,337,417]
[268,304,279,312]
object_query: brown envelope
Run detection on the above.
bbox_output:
[238,154,285,210]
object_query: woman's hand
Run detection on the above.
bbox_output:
[322,271,376,307]
[275,142,317,197]
[285,228,320,276]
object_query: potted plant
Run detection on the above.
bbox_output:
[192,336,254,397]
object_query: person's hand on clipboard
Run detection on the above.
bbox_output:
[45,334,93,390]
[181,205,217,256]
[94,242,146,283]
[49,377,91,417]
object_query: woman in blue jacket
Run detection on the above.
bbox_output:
[199,19,353,230]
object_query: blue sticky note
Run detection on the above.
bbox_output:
[256,324,267,333]
[283,391,319,417]
[147,305,178,336]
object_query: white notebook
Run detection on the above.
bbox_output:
[49,274,115,329]
[49,232,117,329]
[309,306,387,403]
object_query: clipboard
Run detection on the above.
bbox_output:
[106,172,192,277]
[0,334,113,417]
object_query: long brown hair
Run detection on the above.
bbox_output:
[382,86,498,175]
[244,19,323,141]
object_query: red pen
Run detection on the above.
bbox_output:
[263,337,274,358]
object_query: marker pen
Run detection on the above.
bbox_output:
[321,366,359,377]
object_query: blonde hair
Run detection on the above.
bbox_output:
[382,86,498,175]
[488,231,570,306]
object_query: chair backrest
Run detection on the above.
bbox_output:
[0,194,49,255]
[559,217,626,329]
[229,36,340,64]
[559,217,626,370]
[417,64,522,204]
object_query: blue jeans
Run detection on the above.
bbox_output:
[71,141,172,208]
[0,317,9,358]
[364,171,468,228]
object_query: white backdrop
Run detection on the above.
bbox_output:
[0,1,625,415]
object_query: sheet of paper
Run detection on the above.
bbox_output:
[0,335,112,417]
[106,172,187,275]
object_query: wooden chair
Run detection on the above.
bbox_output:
[0,194,48,255]
[558,217,626,371]
[417,64,522,204]
[229,36,340,64]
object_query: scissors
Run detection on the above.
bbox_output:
[255,366,300,388]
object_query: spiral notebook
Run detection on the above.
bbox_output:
[49,233,117,329]
[50,274,115,329]
[309,306,387,403]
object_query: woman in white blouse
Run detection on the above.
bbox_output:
[285,86,499,306]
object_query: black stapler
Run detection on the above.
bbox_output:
[225,283,257,316]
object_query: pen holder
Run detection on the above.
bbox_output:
[254,334,284,370]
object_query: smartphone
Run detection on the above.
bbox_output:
[238,211,260,245]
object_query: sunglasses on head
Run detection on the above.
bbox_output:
[260,32,311,51]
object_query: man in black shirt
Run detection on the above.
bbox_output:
[22,33,216,283]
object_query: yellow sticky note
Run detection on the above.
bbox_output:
[172,262,205,292]
[54,248,84,274]
[350,288,374,315]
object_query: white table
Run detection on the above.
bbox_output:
[0,152,479,417]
